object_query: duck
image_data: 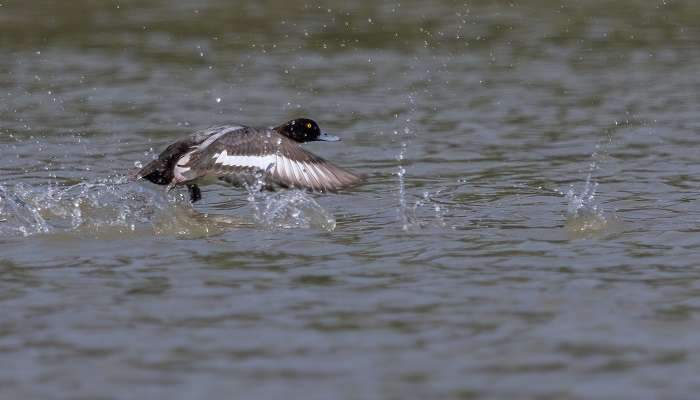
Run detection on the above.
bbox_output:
[131,118,364,202]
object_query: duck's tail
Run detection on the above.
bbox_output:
[128,159,171,185]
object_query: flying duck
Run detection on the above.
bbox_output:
[131,118,364,202]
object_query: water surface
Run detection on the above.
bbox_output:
[2,1,700,398]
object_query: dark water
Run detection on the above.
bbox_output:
[2,1,700,398]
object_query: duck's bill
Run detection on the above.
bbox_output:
[317,132,341,142]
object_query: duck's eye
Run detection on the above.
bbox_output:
[306,123,312,129]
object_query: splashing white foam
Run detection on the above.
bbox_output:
[244,184,335,232]
[560,149,618,236]
[0,178,171,237]
[409,188,451,229]
[0,177,338,238]
[396,142,409,231]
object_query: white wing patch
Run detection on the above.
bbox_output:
[173,150,195,181]
[213,150,277,170]
[209,148,358,191]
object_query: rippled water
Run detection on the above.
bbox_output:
[3,1,700,398]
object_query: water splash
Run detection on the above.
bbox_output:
[396,141,409,230]
[0,178,170,238]
[395,139,451,231]
[560,148,619,237]
[0,174,327,238]
[0,184,50,236]
[408,189,451,229]
[395,90,417,231]
[244,183,336,232]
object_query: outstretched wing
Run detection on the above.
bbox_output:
[185,128,364,192]
[267,141,365,192]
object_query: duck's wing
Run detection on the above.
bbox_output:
[268,140,365,192]
[186,129,365,192]
[131,125,244,185]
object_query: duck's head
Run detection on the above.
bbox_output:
[274,118,340,143]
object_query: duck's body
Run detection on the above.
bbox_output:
[132,119,363,202]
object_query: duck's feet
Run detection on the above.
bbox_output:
[187,184,202,203]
